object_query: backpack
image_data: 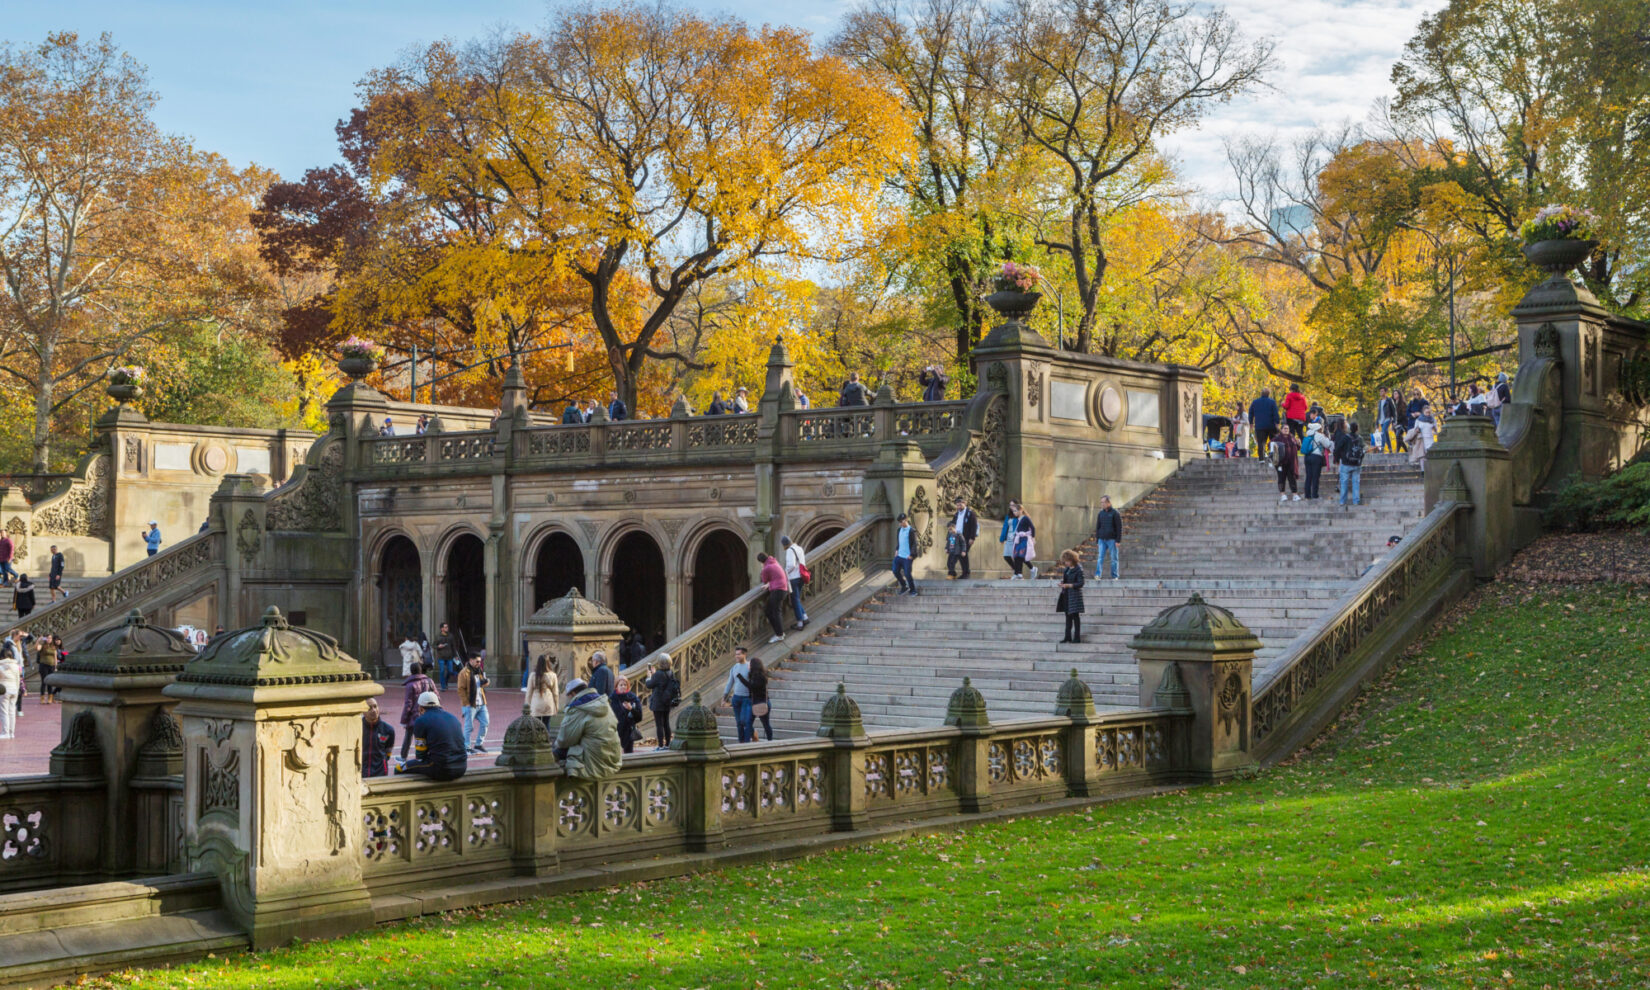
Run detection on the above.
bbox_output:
[1341,433,1365,466]
[1301,433,1318,455]
[1485,385,1503,409]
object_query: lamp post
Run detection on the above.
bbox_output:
[1037,276,1066,351]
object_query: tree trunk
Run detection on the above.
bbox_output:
[30,343,55,473]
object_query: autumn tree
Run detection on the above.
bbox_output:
[0,33,273,470]
[993,0,1272,352]
[347,6,912,415]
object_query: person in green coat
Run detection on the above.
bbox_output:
[554,677,624,779]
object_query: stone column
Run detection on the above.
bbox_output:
[816,684,870,832]
[860,439,938,573]
[519,588,631,690]
[944,678,993,813]
[669,693,728,852]
[969,304,1059,549]
[1426,414,1512,578]
[1130,593,1259,783]
[212,474,265,633]
[753,337,795,557]
[49,609,195,876]
[1053,670,1101,797]
[164,606,384,949]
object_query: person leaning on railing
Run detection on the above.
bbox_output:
[555,677,624,778]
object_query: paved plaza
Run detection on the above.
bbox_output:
[0,680,530,777]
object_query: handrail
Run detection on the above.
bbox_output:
[621,514,887,707]
[1,530,223,644]
[1495,355,1563,504]
[1252,500,1467,751]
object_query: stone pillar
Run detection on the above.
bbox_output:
[494,707,560,877]
[816,684,869,832]
[1130,593,1259,783]
[969,304,1058,550]
[49,609,195,876]
[326,377,390,660]
[42,712,108,885]
[944,678,993,813]
[164,606,384,949]
[519,588,631,690]
[1510,256,1648,481]
[753,337,795,557]
[1053,670,1101,797]
[1426,414,1511,578]
[669,693,727,852]
[860,439,938,572]
[211,474,265,632]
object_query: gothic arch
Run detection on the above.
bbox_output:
[793,514,851,550]
[675,515,753,578]
[431,522,488,581]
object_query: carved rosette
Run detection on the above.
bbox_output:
[1025,363,1045,408]
[1533,323,1562,361]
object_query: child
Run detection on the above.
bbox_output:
[945,524,965,578]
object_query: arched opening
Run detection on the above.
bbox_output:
[691,528,748,624]
[532,531,586,611]
[444,533,487,654]
[608,530,666,648]
[807,526,844,551]
[380,536,422,649]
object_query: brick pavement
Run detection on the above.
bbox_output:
[0,679,531,778]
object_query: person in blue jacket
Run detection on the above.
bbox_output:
[1247,389,1280,456]
[143,522,163,556]
[998,498,1022,574]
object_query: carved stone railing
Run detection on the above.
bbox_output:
[932,391,1009,518]
[357,701,1188,904]
[791,408,876,444]
[1251,501,1471,762]
[894,400,968,438]
[622,516,887,708]
[29,450,111,540]
[685,414,759,449]
[437,432,494,462]
[369,437,428,466]
[1496,354,1564,504]
[0,774,103,892]
[1,531,224,645]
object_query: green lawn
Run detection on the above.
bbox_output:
[95,583,1650,989]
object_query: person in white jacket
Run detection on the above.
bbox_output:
[1405,403,1438,472]
[0,631,22,739]
[398,635,422,677]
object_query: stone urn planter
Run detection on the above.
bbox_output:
[1522,238,1597,275]
[106,381,143,405]
[985,289,1041,323]
[338,355,378,380]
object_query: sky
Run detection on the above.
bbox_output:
[3,0,1449,203]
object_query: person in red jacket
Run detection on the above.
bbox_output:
[1282,383,1309,438]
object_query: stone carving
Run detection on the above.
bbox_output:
[687,418,759,447]
[5,517,25,565]
[708,487,722,501]
[577,519,600,544]
[136,708,185,777]
[863,751,892,800]
[526,428,591,456]
[49,710,102,777]
[644,777,677,826]
[14,534,218,646]
[926,747,949,792]
[609,424,671,451]
[986,741,1008,783]
[235,509,261,564]
[200,749,240,819]
[796,410,876,442]
[937,395,1007,516]
[1583,331,1598,394]
[986,362,1009,393]
[363,805,404,863]
[1025,363,1044,408]
[797,760,825,808]
[557,787,593,836]
[266,440,344,532]
[1182,387,1199,434]
[600,782,637,831]
[623,489,637,503]
[907,485,935,556]
[1533,322,1562,361]
[33,454,110,537]
[468,795,505,847]
[659,517,686,546]
[276,719,346,857]
[124,436,142,472]
[415,800,457,853]
[822,482,837,498]
[1,807,47,862]
[545,491,556,504]
[721,765,754,816]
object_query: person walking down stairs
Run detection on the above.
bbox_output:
[998,499,1021,574]
[1057,550,1086,643]
[12,575,35,619]
[1093,496,1122,579]
[892,514,919,595]
[1274,429,1301,502]
[1009,504,1038,580]
[758,552,789,642]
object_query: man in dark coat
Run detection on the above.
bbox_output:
[1093,495,1123,579]
[361,699,396,777]
[588,650,616,696]
[948,496,979,578]
[560,400,583,424]
[433,622,466,692]
[1248,389,1280,456]
[838,372,869,406]
[400,693,467,781]
[607,391,627,421]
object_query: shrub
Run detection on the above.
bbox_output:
[1543,461,1650,531]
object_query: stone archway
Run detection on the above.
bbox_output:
[380,535,422,648]
[806,526,844,550]
[532,530,586,611]
[608,530,666,649]
[690,528,748,624]
[444,533,487,654]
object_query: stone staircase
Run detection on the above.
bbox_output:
[759,453,1425,734]
[0,577,98,624]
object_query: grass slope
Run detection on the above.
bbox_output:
[95,584,1650,989]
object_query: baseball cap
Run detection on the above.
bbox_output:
[417,691,440,707]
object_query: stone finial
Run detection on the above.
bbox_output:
[817,682,866,740]
[49,710,103,778]
[58,608,195,677]
[171,605,372,691]
[768,334,792,369]
[872,382,895,406]
[589,404,610,424]
[670,692,723,752]
[1054,668,1095,719]
[1152,663,1191,710]
[424,415,446,435]
[524,587,630,634]
[1129,592,1262,655]
[671,394,694,419]
[495,704,558,769]
[944,677,990,728]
